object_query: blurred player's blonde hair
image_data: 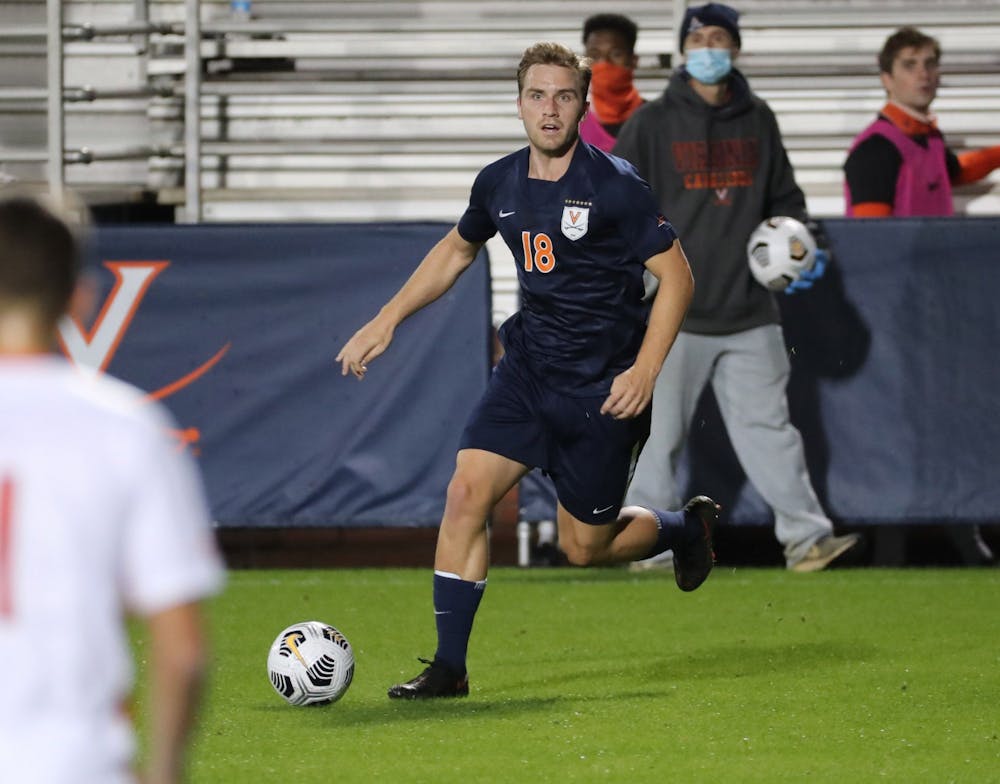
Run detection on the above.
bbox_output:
[516,42,592,99]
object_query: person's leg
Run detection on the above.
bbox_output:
[434,448,526,580]
[545,389,717,590]
[557,503,659,565]
[625,332,717,569]
[389,448,527,699]
[710,325,855,568]
[625,332,713,510]
[517,468,560,565]
[556,498,717,591]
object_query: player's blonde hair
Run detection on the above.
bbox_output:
[516,42,592,99]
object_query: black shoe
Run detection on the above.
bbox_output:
[387,657,469,700]
[531,541,564,567]
[674,496,718,592]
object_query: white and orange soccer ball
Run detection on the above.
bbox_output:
[267,620,355,706]
[746,216,817,291]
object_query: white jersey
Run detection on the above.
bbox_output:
[0,356,225,784]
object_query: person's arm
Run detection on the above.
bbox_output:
[954,145,1000,185]
[848,202,894,217]
[143,601,210,784]
[119,403,224,784]
[761,106,808,220]
[600,241,694,419]
[844,134,902,217]
[336,226,484,379]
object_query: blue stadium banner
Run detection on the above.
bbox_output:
[74,219,997,529]
[684,217,1000,525]
[70,224,491,527]
[519,218,1000,526]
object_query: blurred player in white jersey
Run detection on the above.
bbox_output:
[0,193,225,784]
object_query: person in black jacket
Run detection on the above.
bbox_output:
[614,3,860,572]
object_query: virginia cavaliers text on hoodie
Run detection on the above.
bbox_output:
[613,67,808,335]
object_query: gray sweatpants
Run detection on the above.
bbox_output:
[625,324,832,565]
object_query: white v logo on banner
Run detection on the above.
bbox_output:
[58,261,169,375]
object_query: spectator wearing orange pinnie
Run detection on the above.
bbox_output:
[844,26,1000,217]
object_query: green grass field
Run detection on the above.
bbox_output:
[133,567,999,782]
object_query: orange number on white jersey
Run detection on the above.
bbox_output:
[0,475,13,619]
[520,231,556,273]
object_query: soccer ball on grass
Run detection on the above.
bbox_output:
[267,620,355,706]
[746,216,817,291]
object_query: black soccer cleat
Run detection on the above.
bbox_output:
[673,495,719,592]
[387,657,470,700]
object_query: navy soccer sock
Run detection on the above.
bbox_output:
[432,571,486,674]
[642,507,687,560]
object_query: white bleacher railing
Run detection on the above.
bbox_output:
[0,0,178,199]
[183,0,201,220]
[1,0,998,230]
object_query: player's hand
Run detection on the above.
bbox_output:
[600,366,655,420]
[336,318,395,379]
[785,248,828,294]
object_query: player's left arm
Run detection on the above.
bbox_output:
[600,241,693,419]
[953,145,1000,186]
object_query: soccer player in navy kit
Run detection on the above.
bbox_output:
[337,42,717,699]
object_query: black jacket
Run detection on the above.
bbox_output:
[614,67,807,334]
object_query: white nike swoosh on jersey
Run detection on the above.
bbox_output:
[499,210,515,218]
[592,504,615,515]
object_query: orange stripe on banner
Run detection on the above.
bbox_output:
[145,342,231,402]
[168,428,201,453]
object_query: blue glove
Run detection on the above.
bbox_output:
[785,248,828,294]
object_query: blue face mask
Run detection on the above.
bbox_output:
[685,47,732,85]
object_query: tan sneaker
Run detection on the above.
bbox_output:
[788,533,860,572]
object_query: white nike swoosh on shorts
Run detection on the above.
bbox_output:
[499,210,515,218]
[592,504,615,515]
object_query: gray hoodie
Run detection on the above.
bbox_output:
[613,67,807,334]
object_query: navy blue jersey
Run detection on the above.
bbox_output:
[458,141,677,396]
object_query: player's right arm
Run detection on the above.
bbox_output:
[143,601,210,784]
[123,407,224,784]
[336,227,483,379]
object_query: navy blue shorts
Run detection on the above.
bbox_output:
[459,355,650,524]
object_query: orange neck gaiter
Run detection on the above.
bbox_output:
[883,101,937,136]
[590,61,642,125]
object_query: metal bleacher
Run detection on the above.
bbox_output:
[7,0,1000,318]
[2,1,999,319]
[6,1,1000,217]
[180,1,1000,223]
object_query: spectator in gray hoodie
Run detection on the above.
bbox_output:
[613,2,860,572]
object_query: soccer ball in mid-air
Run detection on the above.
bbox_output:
[746,216,817,291]
[267,620,355,706]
